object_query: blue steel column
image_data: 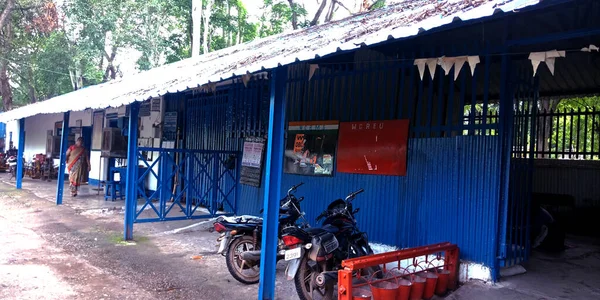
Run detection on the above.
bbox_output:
[258,67,287,300]
[16,118,25,189]
[124,102,140,240]
[56,112,70,205]
[496,53,513,280]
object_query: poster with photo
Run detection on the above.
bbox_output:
[284,121,339,176]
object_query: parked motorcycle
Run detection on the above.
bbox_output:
[213,182,307,284]
[7,156,24,180]
[282,188,379,300]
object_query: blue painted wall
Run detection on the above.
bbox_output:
[184,52,503,272]
[236,136,501,269]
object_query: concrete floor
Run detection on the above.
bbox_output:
[1,175,600,299]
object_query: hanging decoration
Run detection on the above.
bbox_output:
[438,56,455,76]
[454,57,467,80]
[414,55,478,81]
[414,58,427,80]
[545,50,566,75]
[581,44,599,52]
[308,64,320,81]
[528,50,566,76]
[426,58,438,80]
[242,73,252,87]
[467,56,480,76]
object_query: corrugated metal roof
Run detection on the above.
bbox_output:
[0,0,541,123]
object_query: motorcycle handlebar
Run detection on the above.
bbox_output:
[287,182,305,195]
[345,188,364,201]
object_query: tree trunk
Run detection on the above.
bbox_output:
[325,0,337,23]
[237,7,242,45]
[103,47,118,81]
[0,0,15,31]
[27,67,36,103]
[0,63,12,111]
[226,0,232,47]
[310,0,328,26]
[537,99,560,158]
[192,0,202,57]
[0,21,13,111]
[202,0,213,54]
[287,0,299,30]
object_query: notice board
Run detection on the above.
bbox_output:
[240,137,266,187]
[337,119,409,176]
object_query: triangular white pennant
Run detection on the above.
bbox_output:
[546,57,556,75]
[467,56,480,76]
[209,82,217,93]
[528,52,546,76]
[454,57,467,80]
[581,44,598,52]
[414,59,427,81]
[308,64,319,81]
[242,74,251,87]
[439,56,455,76]
[426,58,438,80]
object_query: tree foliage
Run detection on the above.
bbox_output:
[1,0,388,110]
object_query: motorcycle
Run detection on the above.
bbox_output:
[282,188,379,300]
[213,182,307,284]
[7,156,24,180]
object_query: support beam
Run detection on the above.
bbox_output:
[124,102,140,240]
[258,67,287,300]
[56,112,70,205]
[16,118,25,189]
[496,53,513,279]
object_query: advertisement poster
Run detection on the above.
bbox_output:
[240,137,266,187]
[337,120,409,176]
[284,121,339,176]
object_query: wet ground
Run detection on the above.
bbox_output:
[0,177,297,300]
[1,176,600,300]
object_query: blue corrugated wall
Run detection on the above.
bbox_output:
[185,51,503,272]
[236,136,500,269]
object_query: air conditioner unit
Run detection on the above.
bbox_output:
[47,134,76,159]
[101,128,127,158]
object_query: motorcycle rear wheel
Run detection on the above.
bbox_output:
[294,255,334,300]
[225,235,261,284]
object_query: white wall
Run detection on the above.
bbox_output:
[24,113,63,163]
[5,120,19,146]
[18,98,164,191]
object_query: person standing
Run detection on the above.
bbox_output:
[66,137,90,197]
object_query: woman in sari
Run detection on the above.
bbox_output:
[66,137,91,197]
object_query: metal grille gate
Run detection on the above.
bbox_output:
[134,148,240,222]
[503,68,539,266]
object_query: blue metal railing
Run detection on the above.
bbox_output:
[134,147,241,223]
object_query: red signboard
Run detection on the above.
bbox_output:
[336,120,409,176]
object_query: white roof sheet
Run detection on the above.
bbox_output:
[0,0,541,122]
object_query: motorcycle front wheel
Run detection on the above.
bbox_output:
[294,255,334,300]
[225,235,261,284]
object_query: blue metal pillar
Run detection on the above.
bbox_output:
[124,102,140,240]
[258,67,287,300]
[496,53,513,280]
[56,112,70,205]
[16,118,25,189]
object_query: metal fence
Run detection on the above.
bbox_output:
[531,108,600,160]
[134,147,241,223]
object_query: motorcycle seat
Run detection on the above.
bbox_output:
[305,224,339,236]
